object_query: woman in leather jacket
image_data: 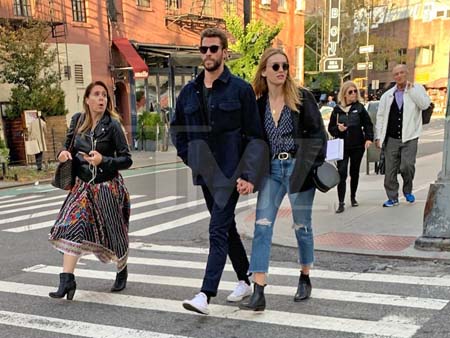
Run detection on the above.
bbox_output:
[328,81,374,213]
[48,81,132,300]
[239,48,327,312]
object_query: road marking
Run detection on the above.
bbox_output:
[129,198,257,236]
[125,166,187,179]
[129,242,209,254]
[0,195,182,227]
[0,310,191,338]
[25,265,447,310]
[0,195,42,205]
[0,281,420,337]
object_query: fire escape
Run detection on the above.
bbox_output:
[165,0,226,34]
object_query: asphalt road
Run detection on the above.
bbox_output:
[0,118,449,338]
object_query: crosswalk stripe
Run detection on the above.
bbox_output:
[0,281,420,337]
[129,242,209,254]
[0,310,191,338]
[1,195,184,229]
[79,255,450,287]
[129,198,257,236]
[0,195,42,205]
[24,265,447,310]
[0,194,66,210]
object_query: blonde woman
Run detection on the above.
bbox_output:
[239,48,327,311]
[328,81,374,213]
[48,80,132,300]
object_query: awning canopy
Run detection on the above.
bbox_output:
[135,43,202,67]
[112,38,149,78]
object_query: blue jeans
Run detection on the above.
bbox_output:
[249,159,316,273]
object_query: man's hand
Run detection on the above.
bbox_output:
[375,139,381,149]
[236,178,254,195]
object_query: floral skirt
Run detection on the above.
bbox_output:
[49,174,130,272]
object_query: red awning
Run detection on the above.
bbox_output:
[112,38,149,78]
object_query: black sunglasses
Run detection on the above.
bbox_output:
[347,89,358,95]
[270,63,289,71]
[199,45,221,54]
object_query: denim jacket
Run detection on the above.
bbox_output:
[170,66,268,189]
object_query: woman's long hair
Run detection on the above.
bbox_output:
[337,81,363,106]
[79,80,122,133]
[252,48,301,112]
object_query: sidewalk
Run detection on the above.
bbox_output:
[236,150,450,261]
[0,146,181,190]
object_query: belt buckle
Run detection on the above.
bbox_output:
[277,152,289,160]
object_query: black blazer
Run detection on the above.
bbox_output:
[63,112,132,184]
[257,88,327,192]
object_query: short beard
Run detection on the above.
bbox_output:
[203,58,222,72]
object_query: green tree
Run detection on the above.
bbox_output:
[0,21,66,119]
[224,14,283,81]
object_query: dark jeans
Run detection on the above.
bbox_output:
[35,152,43,170]
[337,147,365,203]
[200,185,249,297]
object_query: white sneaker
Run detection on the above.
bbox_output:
[227,281,252,302]
[182,292,210,315]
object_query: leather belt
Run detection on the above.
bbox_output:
[273,152,295,160]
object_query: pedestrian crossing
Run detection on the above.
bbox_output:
[1,192,450,337]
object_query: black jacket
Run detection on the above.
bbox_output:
[257,88,327,192]
[170,66,267,190]
[63,112,132,184]
[328,101,374,149]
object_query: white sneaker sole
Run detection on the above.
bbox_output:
[182,301,209,315]
[226,292,252,302]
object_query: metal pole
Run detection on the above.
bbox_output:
[415,51,450,250]
[365,7,370,103]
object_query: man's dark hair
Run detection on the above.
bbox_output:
[200,28,228,49]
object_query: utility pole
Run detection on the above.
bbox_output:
[415,51,450,251]
[364,7,370,102]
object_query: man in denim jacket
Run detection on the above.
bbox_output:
[170,28,267,315]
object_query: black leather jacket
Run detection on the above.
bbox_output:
[62,112,132,184]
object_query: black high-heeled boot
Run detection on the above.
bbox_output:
[239,283,266,311]
[111,266,128,292]
[294,273,312,301]
[49,273,76,300]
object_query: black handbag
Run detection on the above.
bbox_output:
[51,114,83,190]
[313,162,340,193]
[422,102,434,125]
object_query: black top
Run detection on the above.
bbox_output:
[386,99,403,140]
[264,101,296,157]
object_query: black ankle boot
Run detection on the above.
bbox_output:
[294,274,312,301]
[351,198,359,207]
[49,273,76,300]
[239,283,266,311]
[336,202,345,213]
[111,266,128,292]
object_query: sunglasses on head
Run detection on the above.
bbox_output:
[347,89,358,95]
[199,45,221,54]
[269,62,289,71]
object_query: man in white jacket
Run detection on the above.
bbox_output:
[375,64,430,207]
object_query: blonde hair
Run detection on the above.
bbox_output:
[252,48,301,112]
[79,80,122,133]
[337,81,363,106]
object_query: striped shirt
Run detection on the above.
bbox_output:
[264,100,296,157]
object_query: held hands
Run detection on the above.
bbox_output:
[365,140,373,149]
[82,150,103,167]
[58,150,72,163]
[337,123,347,132]
[236,178,254,195]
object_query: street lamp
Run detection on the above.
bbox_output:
[415,51,450,251]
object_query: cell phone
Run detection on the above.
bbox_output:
[78,151,89,156]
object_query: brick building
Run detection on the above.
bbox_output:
[0,0,306,147]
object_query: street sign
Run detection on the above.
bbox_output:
[323,57,343,72]
[372,79,379,90]
[357,62,373,70]
[359,45,374,54]
[328,0,341,57]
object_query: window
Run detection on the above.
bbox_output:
[295,46,303,82]
[137,0,150,7]
[415,45,434,66]
[166,0,181,9]
[13,0,31,17]
[278,0,286,10]
[295,0,303,11]
[74,64,84,85]
[261,0,271,5]
[397,48,407,64]
[72,0,87,22]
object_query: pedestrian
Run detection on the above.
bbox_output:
[328,81,374,213]
[48,80,133,300]
[375,64,430,207]
[239,48,327,312]
[326,95,337,107]
[170,28,267,315]
[29,114,47,171]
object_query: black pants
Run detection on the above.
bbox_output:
[200,185,249,297]
[35,152,43,170]
[336,147,365,203]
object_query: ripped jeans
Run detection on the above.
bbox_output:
[249,158,316,273]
